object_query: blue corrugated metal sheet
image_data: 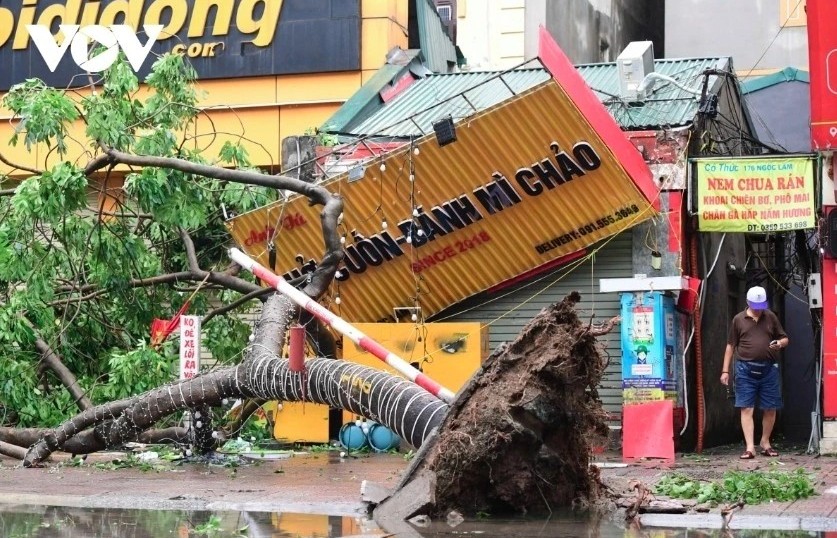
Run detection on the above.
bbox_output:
[322,61,412,134]
[339,57,731,137]
[741,67,809,94]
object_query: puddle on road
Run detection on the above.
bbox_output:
[0,505,828,537]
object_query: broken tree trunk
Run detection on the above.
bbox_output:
[377,292,611,520]
[17,294,448,466]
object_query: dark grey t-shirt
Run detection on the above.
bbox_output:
[727,308,788,362]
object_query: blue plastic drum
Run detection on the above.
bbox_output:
[367,423,401,452]
[338,423,368,450]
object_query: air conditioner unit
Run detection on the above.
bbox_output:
[617,41,655,101]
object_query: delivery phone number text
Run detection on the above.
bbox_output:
[535,204,641,254]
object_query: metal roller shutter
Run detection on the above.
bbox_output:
[440,231,632,422]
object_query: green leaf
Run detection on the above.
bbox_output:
[654,468,817,505]
[219,141,251,168]
[2,79,79,155]
[11,162,88,222]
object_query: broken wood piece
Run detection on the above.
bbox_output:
[640,500,688,514]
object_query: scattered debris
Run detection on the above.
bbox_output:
[361,481,392,505]
[446,510,464,527]
[641,500,688,514]
[720,500,745,530]
[408,515,431,527]
[136,451,159,462]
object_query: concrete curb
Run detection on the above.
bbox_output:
[641,513,837,532]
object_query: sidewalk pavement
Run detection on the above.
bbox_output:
[596,443,837,531]
[1,443,836,531]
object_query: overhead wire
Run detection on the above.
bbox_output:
[743,0,805,81]
[433,186,664,329]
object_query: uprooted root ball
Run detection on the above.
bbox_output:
[426,292,610,515]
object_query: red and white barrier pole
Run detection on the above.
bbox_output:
[229,248,457,404]
[288,324,306,373]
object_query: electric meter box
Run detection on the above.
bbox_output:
[620,291,684,406]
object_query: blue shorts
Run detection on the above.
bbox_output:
[734,360,782,409]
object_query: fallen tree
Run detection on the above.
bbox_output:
[0,53,450,464]
[372,292,614,523]
[0,53,616,521]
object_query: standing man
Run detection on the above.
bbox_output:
[721,286,788,459]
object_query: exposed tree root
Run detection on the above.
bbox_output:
[388,292,611,517]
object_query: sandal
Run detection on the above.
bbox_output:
[739,450,755,460]
[760,447,779,457]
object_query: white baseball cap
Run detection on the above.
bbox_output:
[746,286,768,310]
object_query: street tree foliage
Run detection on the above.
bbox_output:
[0,51,443,470]
[0,54,284,431]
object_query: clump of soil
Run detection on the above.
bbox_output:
[424,292,610,516]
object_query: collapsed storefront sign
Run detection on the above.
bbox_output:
[228,38,658,322]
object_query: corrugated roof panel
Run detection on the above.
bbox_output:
[576,57,730,129]
[415,0,458,74]
[321,60,413,133]
[227,79,656,322]
[346,68,552,138]
[344,57,730,137]
[741,67,809,94]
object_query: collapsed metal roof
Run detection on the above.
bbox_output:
[326,57,732,138]
[578,57,730,130]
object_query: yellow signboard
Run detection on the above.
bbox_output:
[227,77,656,322]
[272,322,486,444]
[342,322,487,392]
[695,156,816,232]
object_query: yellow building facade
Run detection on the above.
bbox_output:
[0,0,409,179]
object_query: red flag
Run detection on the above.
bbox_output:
[150,301,191,348]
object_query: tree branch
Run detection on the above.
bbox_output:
[91,148,345,299]
[0,150,42,176]
[203,287,275,324]
[100,149,318,194]
[203,270,261,295]
[56,271,193,294]
[53,270,261,302]
[221,399,267,440]
[177,228,257,296]
[33,337,92,411]
[0,441,26,459]
[0,426,189,455]
[22,373,232,467]
[49,288,110,306]
[179,227,201,273]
